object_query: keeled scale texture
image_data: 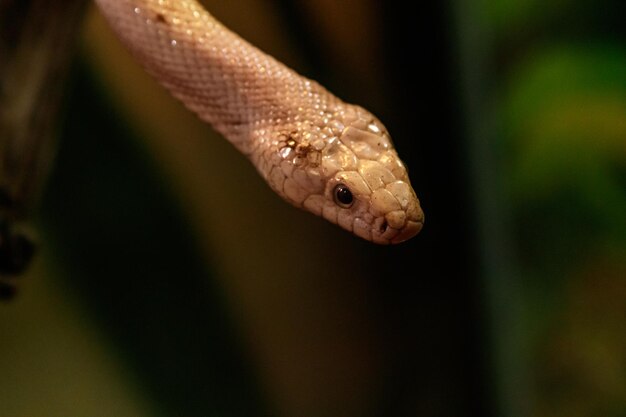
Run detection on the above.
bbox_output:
[95,0,423,243]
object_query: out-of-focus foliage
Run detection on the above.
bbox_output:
[482,0,573,31]
[485,0,626,415]
[534,255,626,417]
[501,45,626,265]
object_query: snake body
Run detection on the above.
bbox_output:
[95,0,423,244]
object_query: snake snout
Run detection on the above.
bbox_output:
[372,181,424,244]
[370,197,424,244]
[390,219,424,244]
[390,198,424,244]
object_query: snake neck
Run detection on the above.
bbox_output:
[95,0,342,154]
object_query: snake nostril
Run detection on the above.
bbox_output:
[378,219,388,234]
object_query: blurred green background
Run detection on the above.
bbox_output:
[1,1,625,416]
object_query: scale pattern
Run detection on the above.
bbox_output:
[95,0,424,243]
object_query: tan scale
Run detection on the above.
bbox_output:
[95,0,424,244]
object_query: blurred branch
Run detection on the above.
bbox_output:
[0,0,87,295]
[450,1,532,417]
[0,0,88,218]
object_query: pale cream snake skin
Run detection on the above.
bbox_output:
[94,0,424,244]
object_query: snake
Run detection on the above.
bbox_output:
[94,0,424,244]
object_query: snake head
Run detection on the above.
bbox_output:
[321,117,423,244]
[268,106,424,244]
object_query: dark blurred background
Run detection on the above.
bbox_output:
[1,1,625,416]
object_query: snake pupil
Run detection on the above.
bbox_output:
[334,184,354,207]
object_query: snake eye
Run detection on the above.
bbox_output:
[333,184,354,208]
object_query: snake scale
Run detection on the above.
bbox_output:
[95,0,424,244]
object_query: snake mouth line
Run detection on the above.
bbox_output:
[390,220,424,244]
[369,217,423,245]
